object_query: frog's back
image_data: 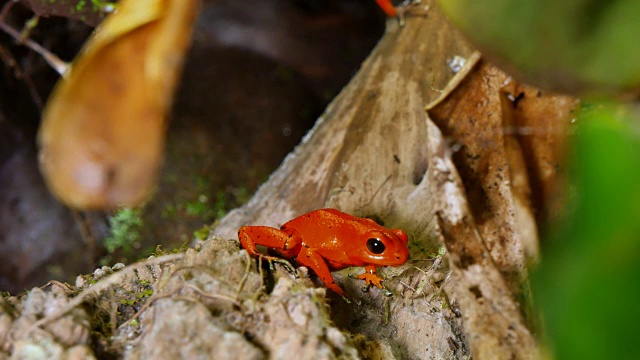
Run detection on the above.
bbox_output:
[282,209,357,246]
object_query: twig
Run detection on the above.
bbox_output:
[168,264,238,289]
[235,251,252,300]
[40,280,75,295]
[182,283,241,308]
[119,283,242,329]
[399,280,417,292]
[258,256,265,289]
[0,17,68,75]
[424,51,482,111]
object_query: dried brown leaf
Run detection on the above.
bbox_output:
[426,59,576,359]
[38,0,198,209]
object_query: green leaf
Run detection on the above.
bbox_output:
[438,0,640,94]
[534,103,640,359]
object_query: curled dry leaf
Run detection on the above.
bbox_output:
[498,81,579,224]
[427,60,575,283]
[426,58,576,359]
[38,0,199,209]
[426,114,539,359]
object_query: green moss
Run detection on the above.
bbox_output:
[75,0,86,11]
[167,186,250,224]
[90,0,117,12]
[185,196,211,218]
[135,289,154,298]
[161,203,178,219]
[193,224,211,241]
[119,299,136,306]
[150,243,188,258]
[102,208,143,264]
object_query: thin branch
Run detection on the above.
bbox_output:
[0,16,68,75]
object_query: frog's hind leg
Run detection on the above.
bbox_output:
[238,226,301,273]
[375,0,397,17]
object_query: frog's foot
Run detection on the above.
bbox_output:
[356,272,384,288]
[256,255,297,277]
[356,272,394,296]
[271,258,297,277]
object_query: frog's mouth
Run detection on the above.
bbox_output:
[365,250,409,266]
[389,250,410,265]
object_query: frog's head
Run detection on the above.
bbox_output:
[359,225,410,266]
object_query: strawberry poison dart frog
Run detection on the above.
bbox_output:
[238,208,410,297]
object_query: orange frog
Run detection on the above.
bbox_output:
[238,208,409,297]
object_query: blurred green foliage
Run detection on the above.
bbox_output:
[438,0,640,94]
[534,104,640,359]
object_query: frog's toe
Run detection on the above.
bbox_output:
[272,258,297,276]
[357,273,384,288]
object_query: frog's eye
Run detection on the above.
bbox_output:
[366,238,386,254]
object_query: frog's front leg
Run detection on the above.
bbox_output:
[238,226,302,261]
[356,265,384,288]
[296,247,347,297]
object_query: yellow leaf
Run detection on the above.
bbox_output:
[38,0,199,209]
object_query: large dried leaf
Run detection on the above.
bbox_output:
[426,115,539,359]
[426,60,576,359]
[38,0,198,209]
[427,61,575,280]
